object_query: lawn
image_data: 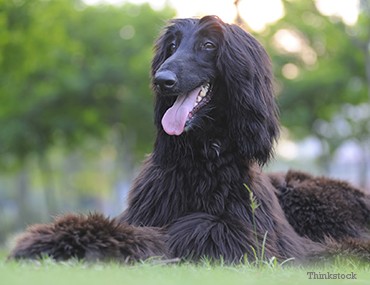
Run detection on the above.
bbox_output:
[1,253,369,285]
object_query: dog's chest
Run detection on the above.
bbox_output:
[173,149,247,215]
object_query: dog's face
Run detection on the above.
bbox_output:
[152,16,279,165]
[152,17,223,136]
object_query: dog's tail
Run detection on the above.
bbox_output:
[8,213,169,263]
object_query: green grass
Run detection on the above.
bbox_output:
[1,254,370,285]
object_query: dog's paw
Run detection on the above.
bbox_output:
[9,213,169,262]
[9,223,59,260]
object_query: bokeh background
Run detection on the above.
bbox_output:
[0,0,369,247]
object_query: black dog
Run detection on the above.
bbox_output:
[10,16,370,263]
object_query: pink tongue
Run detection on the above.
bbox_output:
[161,86,201,136]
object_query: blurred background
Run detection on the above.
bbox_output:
[0,0,369,247]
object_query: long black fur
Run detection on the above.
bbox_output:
[9,16,370,263]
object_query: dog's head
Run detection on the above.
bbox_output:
[151,16,279,165]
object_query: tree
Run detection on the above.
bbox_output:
[0,0,174,223]
[0,0,174,164]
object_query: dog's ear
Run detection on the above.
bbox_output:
[217,24,279,165]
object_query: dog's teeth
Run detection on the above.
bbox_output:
[200,84,209,97]
[194,83,211,108]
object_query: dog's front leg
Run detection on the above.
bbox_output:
[166,212,273,263]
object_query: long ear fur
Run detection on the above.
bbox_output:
[217,24,279,165]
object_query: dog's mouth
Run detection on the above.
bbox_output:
[161,83,212,136]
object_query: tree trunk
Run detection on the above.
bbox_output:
[16,165,32,227]
[359,141,370,191]
[38,153,59,216]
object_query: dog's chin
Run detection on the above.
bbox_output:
[161,82,213,136]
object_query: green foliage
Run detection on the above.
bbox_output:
[244,183,264,263]
[257,0,369,143]
[1,0,368,167]
[0,0,175,168]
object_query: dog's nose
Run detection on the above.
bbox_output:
[154,70,177,91]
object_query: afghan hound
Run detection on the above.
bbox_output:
[10,16,370,263]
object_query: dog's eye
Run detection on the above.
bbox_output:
[168,43,177,55]
[202,41,216,51]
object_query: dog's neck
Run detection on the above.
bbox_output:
[152,130,251,168]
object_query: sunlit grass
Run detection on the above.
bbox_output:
[1,253,370,285]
